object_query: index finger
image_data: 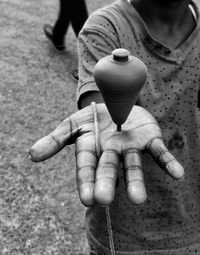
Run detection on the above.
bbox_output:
[76,133,98,207]
[29,116,78,162]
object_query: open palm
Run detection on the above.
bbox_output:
[30,103,184,206]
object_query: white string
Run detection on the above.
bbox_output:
[105,207,116,255]
[91,102,116,255]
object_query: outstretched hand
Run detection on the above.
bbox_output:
[29,103,184,207]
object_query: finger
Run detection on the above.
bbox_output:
[94,149,120,205]
[76,134,97,207]
[147,137,184,180]
[124,148,147,205]
[29,116,78,162]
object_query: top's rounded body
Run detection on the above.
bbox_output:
[93,48,147,128]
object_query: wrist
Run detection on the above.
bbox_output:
[79,91,104,109]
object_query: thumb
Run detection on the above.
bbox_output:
[29,114,79,162]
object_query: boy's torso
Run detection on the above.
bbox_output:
[79,0,200,253]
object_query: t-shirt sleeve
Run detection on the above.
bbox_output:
[77,9,120,108]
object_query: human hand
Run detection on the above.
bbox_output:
[29,103,184,207]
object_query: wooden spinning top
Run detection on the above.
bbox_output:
[93,48,147,131]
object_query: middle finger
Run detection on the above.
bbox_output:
[94,149,120,205]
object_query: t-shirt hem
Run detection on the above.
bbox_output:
[85,222,200,255]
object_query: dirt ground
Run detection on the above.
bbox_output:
[0,0,112,254]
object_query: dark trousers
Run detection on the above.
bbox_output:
[53,0,88,44]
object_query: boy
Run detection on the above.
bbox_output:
[30,0,200,254]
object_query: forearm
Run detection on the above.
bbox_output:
[79,91,104,109]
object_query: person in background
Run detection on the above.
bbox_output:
[44,0,88,51]
[31,0,200,254]
[43,0,88,80]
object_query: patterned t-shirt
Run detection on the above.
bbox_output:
[77,0,200,254]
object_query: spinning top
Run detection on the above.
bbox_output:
[93,48,147,131]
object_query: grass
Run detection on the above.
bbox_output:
[0,0,112,254]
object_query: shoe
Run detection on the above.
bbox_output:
[43,24,65,51]
[72,69,79,80]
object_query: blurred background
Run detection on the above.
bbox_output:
[0,0,199,254]
[0,0,112,254]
